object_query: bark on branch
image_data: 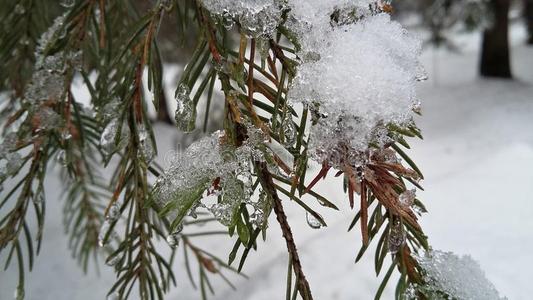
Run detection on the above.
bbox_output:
[258,162,313,300]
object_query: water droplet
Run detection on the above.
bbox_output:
[281,112,297,146]
[166,232,180,248]
[412,100,422,114]
[107,203,120,221]
[174,83,196,132]
[399,189,416,207]
[98,220,111,247]
[56,150,67,166]
[100,119,130,156]
[306,211,322,229]
[415,65,428,82]
[137,124,155,162]
[388,221,406,253]
[14,286,24,300]
[106,254,120,267]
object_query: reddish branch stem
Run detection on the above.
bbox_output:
[258,163,313,300]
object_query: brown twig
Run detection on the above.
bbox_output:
[258,162,313,300]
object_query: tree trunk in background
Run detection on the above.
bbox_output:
[480,0,512,78]
[525,0,533,44]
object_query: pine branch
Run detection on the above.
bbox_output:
[257,162,313,300]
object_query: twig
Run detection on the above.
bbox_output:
[258,162,313,300]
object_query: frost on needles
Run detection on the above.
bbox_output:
[153,125,272,232]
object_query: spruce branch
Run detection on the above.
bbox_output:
[257,162,313,300]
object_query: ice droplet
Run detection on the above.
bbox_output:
[174,83,196,132]
[107,203,120,221]
[415,65,429,82]
[399,189,416,207]
[306,211,322,229]
[99,98,121,123]
[56,150,67,166]
[100,119,130,156]
[98,220,111,247]
[388,221,405,253]
[105,254,120,267]
[281,112,297,147]
[14,286,24,300]
[166,233,180,248]
[200,0,283,38]
[137,124,155,162]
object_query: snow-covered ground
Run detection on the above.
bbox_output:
[1,26,533,300]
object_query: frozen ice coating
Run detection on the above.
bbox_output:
[288,12,423,167]
[287,0,375,26]
[153,127,269,228]
[413,250,505,299]
[100,118,130,156]
[199,0,283,37]
[286,0,378,51]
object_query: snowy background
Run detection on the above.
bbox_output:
[1,22,533,300]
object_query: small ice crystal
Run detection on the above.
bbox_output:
[166,225,183,248]
[174,83,196,133]
[399,189,416,207]
[306,211,322,229]
[137,124,155,162]
[107,203,120,221]
[388,221,405,253]
[166,233,180,248]
[247,189,271,227]
[413,250,505,300]
[199,0,283,37]
[99,98,121,123]
[100,118,130,156]
[281,111,297,147]
[98,220,111,247]
[56,149,67,166]
[14,286,24,300]
[153,126,268,228]
[105,254,120,267]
